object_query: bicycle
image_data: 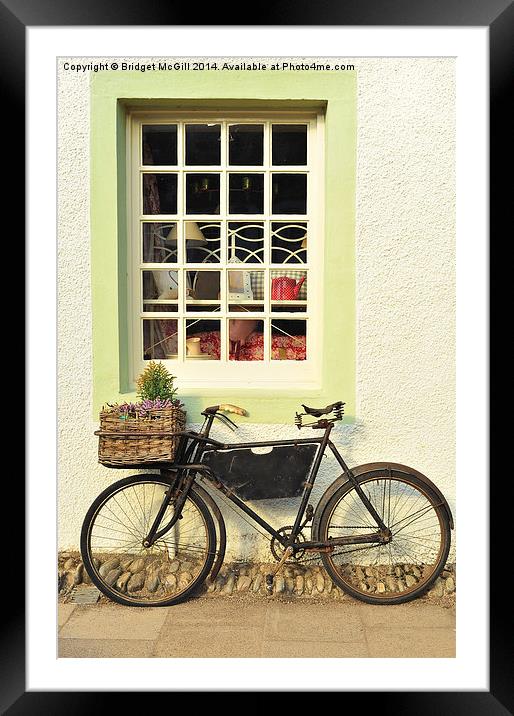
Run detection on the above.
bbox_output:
[81,401,454,607]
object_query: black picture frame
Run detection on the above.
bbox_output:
[9,0,507,710]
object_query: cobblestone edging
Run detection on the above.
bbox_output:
[58,552,456,602]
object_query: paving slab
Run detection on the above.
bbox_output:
[357,602,455,629]
[261,639,370,658]
[59,604,168,641]
[58,604,76,629]
[264,602,365,644]
[153,625,263,657]
[57,595,456,659]
[163,599,268,628]
[59,638,154,658]
[364,626,455,658]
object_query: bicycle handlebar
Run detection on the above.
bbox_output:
[204,404,248,417]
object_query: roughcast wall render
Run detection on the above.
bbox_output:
[58,58,455,560]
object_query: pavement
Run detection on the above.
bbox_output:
[58,594,455,658]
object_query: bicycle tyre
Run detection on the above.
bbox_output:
[317,471,451,605]
[80,474,216,607]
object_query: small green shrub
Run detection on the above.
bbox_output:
[136,361,178,402]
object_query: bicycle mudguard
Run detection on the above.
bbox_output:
[192,482,227,583]
[312,462,454,533]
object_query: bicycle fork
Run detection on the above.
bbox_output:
[143,464,218,547]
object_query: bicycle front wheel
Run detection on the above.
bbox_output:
[317,472,451,604]
[80,475,216,607]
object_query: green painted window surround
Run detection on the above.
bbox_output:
[91,70,356,424]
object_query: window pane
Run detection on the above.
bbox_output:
[272,174,307,214]
[143,303,178,313]
[143,319,178,360]
[143,269,179,301]
[271,320,307,360]
[227,222,264,263]
[185,124,221,165]
[143,174,177,214]
[142,222,178,263]
[227,266,264,312]
[229,174,264,214]
[228,269,263,306]
[269,304,306,314]
[270,270,307,303]
[228,319,264,361]
[271,222,307,264]
[186,269,221,302]
[246,269,265,303]
[142,125,177,165]
[185,222,221,264]
[186,319,220,360]
[272,124,307,165]
[228,124,264,166]
[185,174,220,214]
[228,303,264,313]
[185,304,220,313]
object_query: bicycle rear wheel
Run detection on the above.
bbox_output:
[80,474,216,607]
[317,472,451,604]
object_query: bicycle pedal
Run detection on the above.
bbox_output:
[265,574,274,594]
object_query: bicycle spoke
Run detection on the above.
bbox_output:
[85,480,213,605]
[321,475,448,601]
[101,506,141,536]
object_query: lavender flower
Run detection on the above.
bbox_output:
[106,398,181,419]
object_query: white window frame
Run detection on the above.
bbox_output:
[127,109,324,391]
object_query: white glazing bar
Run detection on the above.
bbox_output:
[132,114,318,374]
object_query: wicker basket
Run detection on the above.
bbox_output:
[97,406,187,467]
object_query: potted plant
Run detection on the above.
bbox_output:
[96,362,186,466]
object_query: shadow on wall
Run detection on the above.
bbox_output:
[193,418,368,562]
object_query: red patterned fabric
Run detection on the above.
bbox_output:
[193,331,306,361]
[197,331,221,360]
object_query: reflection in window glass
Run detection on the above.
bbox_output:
[142,125,177,165]
[185,124,221,165]
[272,125,307,165]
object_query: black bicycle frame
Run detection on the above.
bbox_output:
[145,411,389,553]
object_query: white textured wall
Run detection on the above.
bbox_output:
[58,58,455,561]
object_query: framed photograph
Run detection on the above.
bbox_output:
[17,2,505,709]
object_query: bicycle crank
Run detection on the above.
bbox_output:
[270,526,307,562]
[265,546,294,595]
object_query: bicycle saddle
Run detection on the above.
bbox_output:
[301,401,344,417]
